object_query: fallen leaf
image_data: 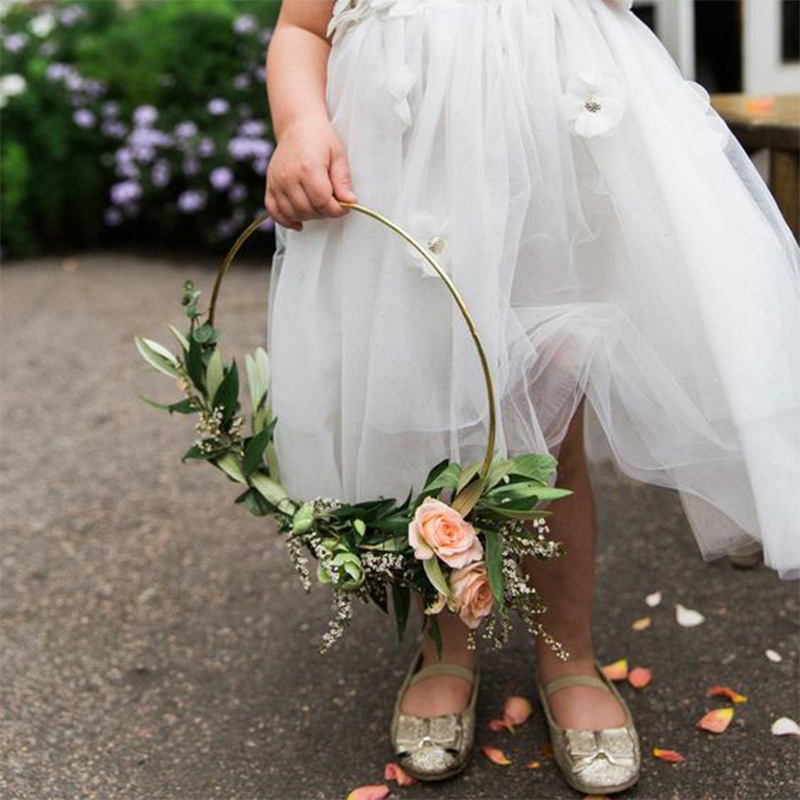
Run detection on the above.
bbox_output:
[707,685,748,703]
[384,763,416,786]
[646,591,662,607]
[601,658,628,681]
[346,786,390,800]
[628,667,652,689]
[504,695,532,727]
[540,742,554,760]
[697,707,734,733]
[765,649,783,663]
[631,616,652,631]
[482,746,512,765]
[653,748,685,763]
[488,719,513,733]
[525,760,541,769]
[771,717,800,737]
[675,603,705,627]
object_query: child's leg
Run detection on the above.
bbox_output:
[399,602,478,717]
[521,395,627,729]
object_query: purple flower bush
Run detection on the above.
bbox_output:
[1,0,279,257]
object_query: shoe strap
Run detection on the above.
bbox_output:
[409,662,476,687]
[542,672,611,698]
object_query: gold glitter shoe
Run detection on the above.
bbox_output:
[390,641,479,782]
[537,661,641,795]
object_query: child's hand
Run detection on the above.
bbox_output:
[265,116,357,231]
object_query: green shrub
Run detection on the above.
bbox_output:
[1,0,281,258]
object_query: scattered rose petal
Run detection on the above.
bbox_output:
[632,616,652,631]
[384,763,416,786]
[601,658,629,681]
[488,719,513,733]
[771,717,800,737]
[346,786,390,800]
[707,685,748,703]
[653,748,685,763]
[504,695,533,727]
[526,760,541,769]
[628,666,652,688]
[697,707,734,733]
[482,746,512,765]
[766,649,783,663]
[675,603,705,627]
[646,591,662,607]
[540,742,554,760]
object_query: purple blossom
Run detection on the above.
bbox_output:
[253,65,266,83]
[174,121,198,139]
[253,158,269,175]
[227,137,273,162]
[133,105,158,127]
[102,101,120,118]
[210,166,234,191]
[258,216,275,233]
[232,73,251,90]
[182,158,201,177]
[232,15,257,35]
[58,6,87,26]
[3,34,28,52]
[39,41,58,58]
[72,108,96,128]
[207,98,229,116]
[104,207,123,226]
[229,184,248,204]
[178,190,207,214]
[151,161,170,188]
[238,120,266,138]
[197,137,215,158]
[111,180,142,206]
[101,120,127,139]
[45,62,72,82]
[261,29,274,46]
[114,149,140,179]
[65,73,85,93]
[127,127,170,162]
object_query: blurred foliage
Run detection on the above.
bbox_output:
[0,0,281,258]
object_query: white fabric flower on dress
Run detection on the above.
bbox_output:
[386,63,417,129]
[406,212,452,279]
[327,0,373,42]
[561,71,627,138]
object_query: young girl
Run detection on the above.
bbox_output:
[264,0,800,793]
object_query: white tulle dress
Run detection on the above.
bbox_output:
[266,0,800,579]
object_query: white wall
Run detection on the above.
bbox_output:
[743,0,800,94]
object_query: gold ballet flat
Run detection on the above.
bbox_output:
[390,641,479,782]
[537,661,641,795]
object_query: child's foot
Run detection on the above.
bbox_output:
[537,652,627,730]
[400,620,478,717]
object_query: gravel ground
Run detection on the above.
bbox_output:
[1,253,798,800]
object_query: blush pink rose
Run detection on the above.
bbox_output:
[450,561,494,629]
[408,496,483,568]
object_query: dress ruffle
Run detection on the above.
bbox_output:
[269,0,800,578]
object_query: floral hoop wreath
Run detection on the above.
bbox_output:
[135,203,572,657]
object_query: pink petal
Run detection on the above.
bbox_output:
[481,746,512,765]
[503,695,533,727]
[384,763,416,786]
[346,786,391,800]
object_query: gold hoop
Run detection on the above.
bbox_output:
[208,204,497,480]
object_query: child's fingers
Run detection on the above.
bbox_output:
[330,146,357,204]
[270,189,303,231]
[300,171,347,218]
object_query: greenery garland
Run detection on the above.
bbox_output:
[135,211,573,657]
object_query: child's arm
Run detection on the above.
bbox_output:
[265,0,357,231]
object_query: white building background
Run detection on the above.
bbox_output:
[634,0,800,94]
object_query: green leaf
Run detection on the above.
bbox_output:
[139,395,197,414]
[265,439,280,482]
[246,347,270,412]
[484,530,505,608]
[456,459,482,495]
[235,487,271,517]
[360,535,408,552]
[423,462,462,494]
[206,349,225,400]
[506,453,558,484]
[486,482,573,505]
[451,476,486,518]
[423,557,453,602]
[216,453,246,484]
[185,336,205,392]
[212,360,239,424]
[485,456,512,489]
[135,337,182,379]
[428,615,443,660]
[391,583,410,641]
[168,324,190,353]
[422,458,451,490]
[242,428,270,476]
[192,321,217,344]
[250,472,294,515]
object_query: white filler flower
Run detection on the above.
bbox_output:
[0,73,27,108]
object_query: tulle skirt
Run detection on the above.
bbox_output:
[266,0,800,579]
